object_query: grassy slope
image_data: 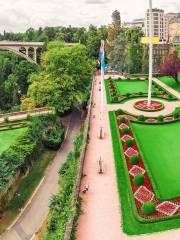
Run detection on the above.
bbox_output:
[109,111,180,235]
[159,76,180,93]
[115,80,157,95]
[0,128,27,154]
[130,121,180,201]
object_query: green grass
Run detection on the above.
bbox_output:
[0,149,56,234]
[0,127,27,154]
[159,76,180,93]
[130,121,180,201]
[115,80,157,95]
[104,79,112,104]
[109,111,180,235]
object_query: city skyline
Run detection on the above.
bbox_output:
[0,0,179,33]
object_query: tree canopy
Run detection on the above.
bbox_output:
[158,51,180,84]
[27,42,94,114]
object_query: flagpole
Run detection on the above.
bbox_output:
[147,0,153,107]
[99,40,104,139]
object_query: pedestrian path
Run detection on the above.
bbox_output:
[77,74,180,240]
[153,77,180,99]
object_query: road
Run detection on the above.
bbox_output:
[1,109,81,240]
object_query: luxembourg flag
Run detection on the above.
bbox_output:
[99,40,106,73]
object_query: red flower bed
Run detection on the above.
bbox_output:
[116,113,180,220]
[134,100,164,112]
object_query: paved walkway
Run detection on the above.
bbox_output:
[77,75,180,240]
[1,110,81,240]
[153,77,180,99]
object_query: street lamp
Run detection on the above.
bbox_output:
[147,0,153,107]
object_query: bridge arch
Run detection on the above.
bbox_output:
[0,41,44,64]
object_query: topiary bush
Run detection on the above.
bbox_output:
[130,154,139,165]
[173,111,179,119]
[120,116,125,123]
[138,115,145,122]
[157,115,164,122]
[121,127,129,135]
[141,202,156,216]
[133,174,144,186]
[116,109,124,115]
[125,138,133,147]
[113,96,118,102]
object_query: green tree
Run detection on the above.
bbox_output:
[108,32,127,72]
[125,44,143,74]
[28,42,94,114]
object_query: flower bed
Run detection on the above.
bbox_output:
[115,110,180,221]
[134,100,164,112]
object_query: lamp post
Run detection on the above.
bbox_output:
[147,0,153,107]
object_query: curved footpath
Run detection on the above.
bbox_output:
[1,109,81,240]
[77,75,180,240]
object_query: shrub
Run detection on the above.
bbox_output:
[126,93,130,97]
[113,96,118,102]
[139,92,143,95]
[121,127,129,135]
[116,109,124,115]
[120,116,125,123]
[168,94,173,99]
[42,128,65,150]
[8,124,13,129]
[130,155,139,165]
[133,174,144,186]
[4,116,9,123]
[157,115,164,122]
[125,138,133,147]
[141,202,156,216]
[173,111,179,119]
[138,115,145,122]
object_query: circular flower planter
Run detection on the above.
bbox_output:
[134,100,164,112]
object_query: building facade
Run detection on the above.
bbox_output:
[145,8,168,43]
[168,19,180,43]
[123,18,145,32]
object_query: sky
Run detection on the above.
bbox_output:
[0,0,179,33]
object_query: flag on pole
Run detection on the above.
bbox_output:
[99,40,106,73]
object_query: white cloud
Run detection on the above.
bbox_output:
[0,0,179,32]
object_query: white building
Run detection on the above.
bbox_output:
[145,8,168,43]
[123,18,145,32]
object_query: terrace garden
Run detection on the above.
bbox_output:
[109,108,180,235]
[105,77,178,104]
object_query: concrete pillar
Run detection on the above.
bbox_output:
[34,47,38,64]
[25,47,29,57]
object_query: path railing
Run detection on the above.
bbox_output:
[64,75,95,240]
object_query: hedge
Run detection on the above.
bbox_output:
[44,132,84,240]
[0,113,64,209]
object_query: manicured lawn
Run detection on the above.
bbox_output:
[115,80,157,95]
[109,111,180,235]
[130,121,180,201]
[0,128,27,154]
[159,76,180,93]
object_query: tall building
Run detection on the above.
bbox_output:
[145,8,168,43]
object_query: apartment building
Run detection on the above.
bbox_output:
[145,8,168,43]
